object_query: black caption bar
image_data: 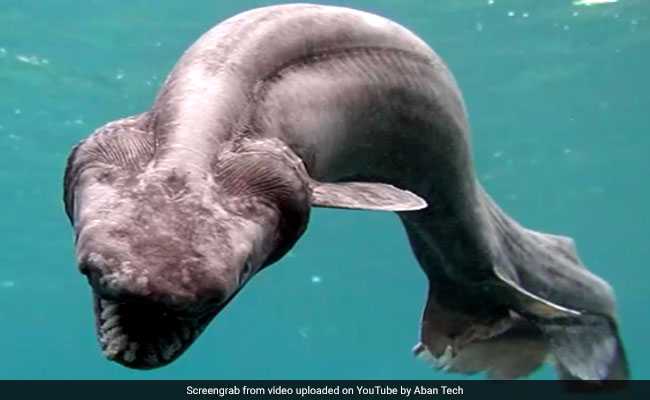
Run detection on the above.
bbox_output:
[0,380,641,400]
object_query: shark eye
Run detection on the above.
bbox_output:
[239,259,253,285]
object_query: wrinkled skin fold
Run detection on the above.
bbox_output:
[63,4,628,379]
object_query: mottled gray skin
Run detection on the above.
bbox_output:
[64,4,627,379]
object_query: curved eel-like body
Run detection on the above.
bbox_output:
[64,4,627,379]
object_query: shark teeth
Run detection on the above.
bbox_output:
[143,348,160,366]
[122,342,139,363]
[161,333,183,361]
[102,315,121,331]
[100,302,118,320]
[93,295,202,368]
[103,334,129,358]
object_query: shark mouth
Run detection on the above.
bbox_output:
[93,294,215,369]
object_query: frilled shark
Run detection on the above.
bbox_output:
[63,4,628,380]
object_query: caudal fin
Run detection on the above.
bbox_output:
[480,189,629,381]
[536,314,629,380]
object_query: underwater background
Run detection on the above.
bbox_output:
[0,0,648,379]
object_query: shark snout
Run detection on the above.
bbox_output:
[78,248,232,316]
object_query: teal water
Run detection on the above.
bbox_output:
[1,0,648,379]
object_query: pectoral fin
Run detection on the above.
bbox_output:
[310,181,427,212]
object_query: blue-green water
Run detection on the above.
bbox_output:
[0,0,648,379]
